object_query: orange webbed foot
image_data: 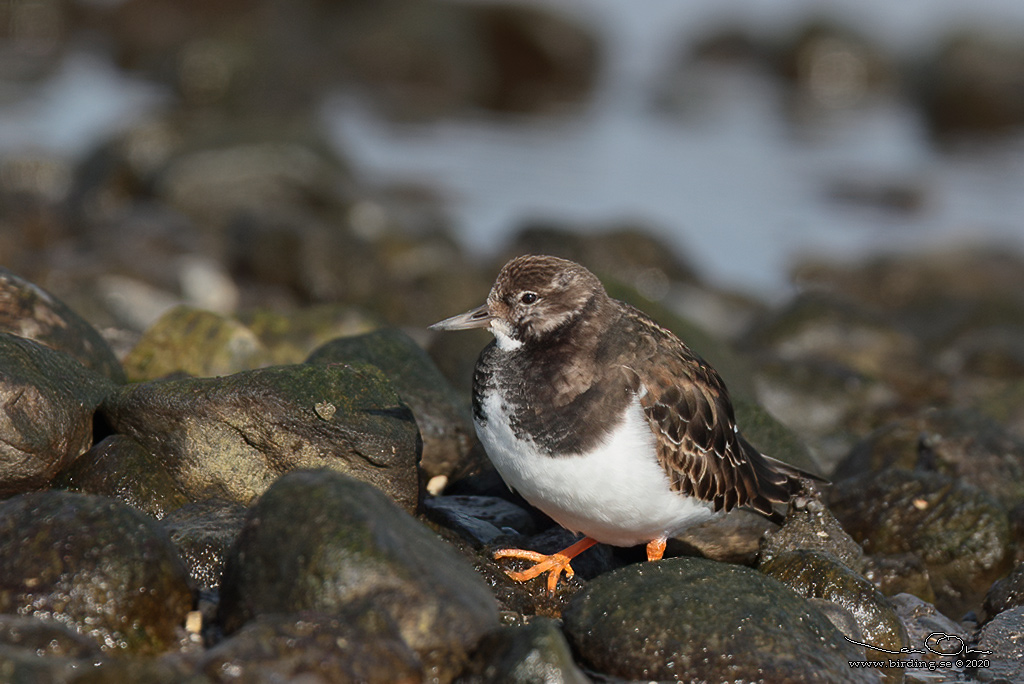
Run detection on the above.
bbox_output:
[493,536,599,594]
[646,537,667,561]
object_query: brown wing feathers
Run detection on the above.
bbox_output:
[629,310,812,522]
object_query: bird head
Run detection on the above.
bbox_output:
[429,255,606,349]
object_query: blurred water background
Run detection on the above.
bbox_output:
[3,0,1024,308]
[324,0,1024,295]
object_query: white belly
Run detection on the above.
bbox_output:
[476,393,716,547]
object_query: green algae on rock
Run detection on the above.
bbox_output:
[122,305,269,381]
[160,499,248,592]
[217,469,499,684]
[307,327,475,481]
[461,617,590,684]
[0,268,126,383]
[0,333,116,497]
[99,362,422,512]
[761,550,909,663]
[562,556,874,682]
[830,468,1012,618]
[53,434,191,519]
[0,491,193,655]
[198,611,421,683]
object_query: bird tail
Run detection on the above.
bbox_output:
[740,436,828,524]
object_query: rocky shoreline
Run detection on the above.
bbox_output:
[3,1,1024,681]
[2,237,1023,683]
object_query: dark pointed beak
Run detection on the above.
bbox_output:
[429,303,493,331]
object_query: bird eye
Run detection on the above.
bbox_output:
[519,291,538,305]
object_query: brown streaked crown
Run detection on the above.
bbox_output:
[486,255,608,344]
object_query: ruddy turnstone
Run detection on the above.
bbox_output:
[430,254,821,593]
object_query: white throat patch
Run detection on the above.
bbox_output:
[490,320,523,351]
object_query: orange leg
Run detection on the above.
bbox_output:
[646,537,667,561]
[493,536,599,594]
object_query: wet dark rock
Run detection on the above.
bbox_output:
[122,306,269,381]
[920,31,1024,138]
[946,350,1024,440]
[418,479,594,618]
[94,0,260,94]
[808,598,864,643]
[350,231,492,330]
[67,118,187,225]
[240,305,377,366]
[0,615,101,659]
[0,155,72,292]
[101,0,600,118]
[969,606,1024,683]
[156,142,353,233]
[225,214,373,308]
[161,499,248,592]
[99,0,352,114]
[217,469,499,682]
[939,312,1024,379]
[830,468,1011,617]
[673,510,775,565]
[561,557,875,682]
[52,434,190,519]
[983,563,1024,620]
[100,362,421,512]
[863,553,936,604]
[925,289,1024,361]
[741,293,943,450]
[748,356,896,468]
[889,593,967,666]
[761,550,909,662]
[465,3,600,114]
[70,656,211,684]
[1012,503,1024,565]
[343,2,599,119]
[790,248,1024,330]
[151,139,393,312]
[0,268,125,383]
[307,328,475,480]
[0,648,83,684]
[0,333,116,497]
[461,617,589,684]
[835,408,1024,509]
[0,491,193,654]
[742,289,921,379]
[218,178,484,327]
[197,610,421,683]
[422,495,536,546]
[774,251,1024,444]
[0,614,102,682]
[760,502,866,573]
